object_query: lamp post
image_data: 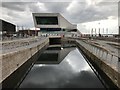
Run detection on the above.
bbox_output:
[103,28,104,35]
[105,28,109,37]
[95,28,96,37]
[91,28,93,37]
[98,22,101,37]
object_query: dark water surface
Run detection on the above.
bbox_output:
[19,45,105,88]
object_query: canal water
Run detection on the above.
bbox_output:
[19,44,106,88]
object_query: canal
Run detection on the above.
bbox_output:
[18,44,109,88]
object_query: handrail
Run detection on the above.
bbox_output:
[82,40,120,59]
[76,40,120,72]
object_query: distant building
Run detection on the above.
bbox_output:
[119,26,120,35]
[18,30,39,37]
[32,13,77,32]
[0,19,16,37]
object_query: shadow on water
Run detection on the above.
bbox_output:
[36,44,76,64]
[19,43,107,88]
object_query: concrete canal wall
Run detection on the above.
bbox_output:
[0,37,119,88]
[0,37,49,88]
[76,39,120,88]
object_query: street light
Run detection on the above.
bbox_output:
[98,22,101,37]
[95,28,97,36]
[91,28,93,37]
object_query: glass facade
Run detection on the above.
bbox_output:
[40,28,61,32]
[35,16,58,25]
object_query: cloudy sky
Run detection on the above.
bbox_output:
[0,0,119,34]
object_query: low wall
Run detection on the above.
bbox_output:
[0,37,49,88]
[76,40,120,88]
[2,37,43,50]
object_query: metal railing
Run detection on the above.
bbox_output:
[77,40,120,72]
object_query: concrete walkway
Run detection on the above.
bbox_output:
[0,37,47,54]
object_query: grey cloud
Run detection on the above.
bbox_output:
[64,2,118,23]
[44,2,70,13]
[28,3,42,12]
[2,2,28,12]
[2,0,73,2]
[6,9,22,19]
[28,2,47,13]
[2,2,47,13]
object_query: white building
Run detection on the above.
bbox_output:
[32,13,77,32]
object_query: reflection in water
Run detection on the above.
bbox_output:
[19,47,105,88]
[64,49,91,73]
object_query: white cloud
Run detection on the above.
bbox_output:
[86,0,94,6]
[28,2,48,13]
[85,0,104,6]
[66,0,80,13]
[37,2,47,11]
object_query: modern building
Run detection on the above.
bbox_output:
[32,13,77,32]
[0,19,16,37]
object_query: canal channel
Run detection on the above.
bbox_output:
[17,43,111,88]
